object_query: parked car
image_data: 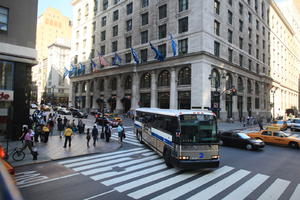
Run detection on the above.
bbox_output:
[290,118,300,131]
[219,131,265,150]
[57,108,71,115]
[247,128,300,148]
[0,145,15,176]
[72,110,88,118]
[41,104,51,111]
[271,120,287,130]
[30,103,38,109]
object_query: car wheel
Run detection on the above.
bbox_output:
[219,140,224,146]
[289,142,299,149]
[246,144,253,150]
[163,149,173,168]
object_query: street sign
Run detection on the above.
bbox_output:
[0,90,14,101]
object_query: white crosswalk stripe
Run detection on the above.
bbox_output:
[110,132,143,147]
[60,148,299,200]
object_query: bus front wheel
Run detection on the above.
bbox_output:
[163,149,173,168]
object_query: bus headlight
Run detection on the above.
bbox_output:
[211,155,219,159]
[178,156,190,160]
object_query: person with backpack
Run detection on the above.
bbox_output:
[92,125,99,147]
[104,124,112,142]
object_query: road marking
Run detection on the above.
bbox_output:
[91,159,163,181]
[58,147,142,164]
[16,171,48,186]
[257,178,290,200]
[151,166,234,200]
[82,154,157,176]
[290,184,300,200]
[222,173,269,200]
[83,189,115,200]
[18,173,80,188]
[187,169,251,200]
[102,164,167,186]
[110,135,143,146]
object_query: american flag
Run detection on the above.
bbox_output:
[97,51,109,67]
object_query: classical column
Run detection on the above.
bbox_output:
[131,72,140,110]
[170,68,177,109]
[92,79,99,109]
[69,81,75,107]
[116,75,124,113]
[85,80,91,110]
[150,70,157,108]
[232,74,238,120]
[243,78,249,117]
[77,82,83,109]
[219,73,227,120]
[104,77,110,112]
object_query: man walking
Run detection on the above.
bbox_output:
[92,125,99,147]
[63,126,73,148]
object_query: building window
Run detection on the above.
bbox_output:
[263,40,265,49]
[140,73,151,88]
[255,0,258,12]
[256,20,259,30]
[77,9,81,21]
[228,0,232,6]
[158,24,167,39]
[76,31,79,39]
[126,36,132,48]
[262,53,265,63]
[178,91,191,109]
[100,45,105,55]
[112,41,118,52]
[178,38,188,55]
[256,34,259,45]
[127,3,133,15]
[256,64,259,74]
[214,20,220,36]
[101,31,106,41]
[126,19,132,31]
[228,29,233,43]
[239,20,243,32]
[140,93,151,108]
[239,2,243,15]
[255,98,260,109]
[125,53,131,63]
[179,0,188,12]
[113,10,119,21]
[141,12,148,26]
[83,39,86,48]
[214,0,220,15]
[103,0,108,10]
[124,76,132,89]
[92,35,95,44]
[178,67,191,85]
[85,4,89,16]
[239,37,243,50]
[158,70,170,87]
[114,0,120,5]
[228,48,233,62]
[261,2,265,19]
[248,28,252,39]
[248,59,252,71]
[262,26,265,35]
[141,30,148,44]
[178,17,188,33]
[248,12,252,23]
[214,41,220,57]
[239,54,243,67]
[92,22,96,32]
[101,16,107,27]
[248,43,252,55]
[141,0,149,8]
[159,4,167,19]
[256,49,259,59]
[112,25,118,37]
[0,61,14,90]
[158,92,170,109]
[158,43,166,58]
[140,49,148,63]
[228,10,233,24]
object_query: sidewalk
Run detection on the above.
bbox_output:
[218,121,265,132]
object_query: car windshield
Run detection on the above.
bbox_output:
[273,131,289,137]
[273,121,284,124]
[179,114,218,144]
[237,133,251,139]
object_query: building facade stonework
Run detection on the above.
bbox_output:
[70,0,299,121]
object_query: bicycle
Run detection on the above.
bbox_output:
[6,144,26,161]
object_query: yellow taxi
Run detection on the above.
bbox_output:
[271,120,287,130]
[0,145,15,176]
[105,113,122,123]
[247,126,300,149]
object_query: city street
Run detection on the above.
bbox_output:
[16,114,300,200]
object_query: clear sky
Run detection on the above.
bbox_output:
[38,0,73,19]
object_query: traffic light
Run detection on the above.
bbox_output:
[231,88,237,96]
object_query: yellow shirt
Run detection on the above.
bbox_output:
[64,128,73,136]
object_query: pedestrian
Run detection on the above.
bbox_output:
[71,119,77,134]
[78,119,84,134]
[20,125,28,143]
[117,123,125,144]
[48,117,54,136]
[19,129,34,156]
[104,124,112,142]
[92,125,99,147]
[57,116,64,138]
[86,128,91,148]
[63,126,73,148]
[63,116,68,128]
[42,124,50,143]
[34,124,42,142]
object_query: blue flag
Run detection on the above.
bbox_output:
[130,47,139,64]
[112,52,122,66]
[90,59,97,71]
[169,33,177,57]
[150,42,164,62]
[70,64,77,77]
[79,63,86,75]
[63,67,69,79]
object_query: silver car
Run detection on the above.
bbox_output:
[290,118,300,131]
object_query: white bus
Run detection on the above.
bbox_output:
[134,108,219,169]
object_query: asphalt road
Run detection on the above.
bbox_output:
[16,117,300,200]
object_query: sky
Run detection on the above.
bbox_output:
[38,0,73,19]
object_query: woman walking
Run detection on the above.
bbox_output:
[104,124,112,142]
[117,123,125,144]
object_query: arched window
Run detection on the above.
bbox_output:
[237,77,244,92]
[210,69,220,89]
[255,82,260,95]
[158,70,170,87]
[124,76,132,90]
[140,72,151,88]
[178,67,191,85]
[225,73,233,90]
[111,78,117,91]
[247,79,252,94]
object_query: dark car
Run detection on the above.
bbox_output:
[72,110,88,118]
[57,108,71,115]
[95,116,110,126]
[219,131,265,150]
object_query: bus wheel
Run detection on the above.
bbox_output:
[163,149,173,168]
[137,132,144,144]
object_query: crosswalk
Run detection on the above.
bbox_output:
[110,129,143,147]
[59,148,299,200]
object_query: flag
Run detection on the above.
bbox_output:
[130,47,139,64]
[97,51,109,67]
[150,42,164,62]
[70,64,77,77]
[63,67,69,79]
[90,58,97,72]
[169,33,177,57]
[112,52,122,66]
[79,63,86,75]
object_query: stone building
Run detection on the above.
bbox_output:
[69,0,297,121]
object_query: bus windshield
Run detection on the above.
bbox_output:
[179,114,218,144]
